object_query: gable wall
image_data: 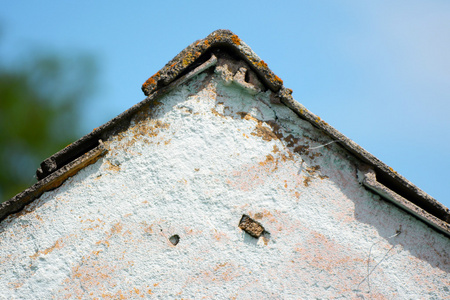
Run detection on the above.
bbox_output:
[1,68,449,298]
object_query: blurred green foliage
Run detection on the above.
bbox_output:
[0,50,97,202]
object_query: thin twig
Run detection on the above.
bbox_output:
[357,229,401,292]
[309,140,340,150]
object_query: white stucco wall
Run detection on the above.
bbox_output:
[1,68,449,299]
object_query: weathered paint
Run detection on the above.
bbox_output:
[1,64,449,299]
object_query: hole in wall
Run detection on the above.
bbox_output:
[244,68,250,83]
[169,234,180,246]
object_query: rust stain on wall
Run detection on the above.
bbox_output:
[30,237,64,260]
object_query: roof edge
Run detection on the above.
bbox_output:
[358,166,450,236]
[0,141,106,222]
[141,29,284,96]
[277,87,450,229]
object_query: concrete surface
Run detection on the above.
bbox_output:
[0,63,449,299]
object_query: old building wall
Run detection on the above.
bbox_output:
[0,68,449,299]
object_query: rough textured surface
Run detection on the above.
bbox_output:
[141,29,284,96]
[0,142,106,221]
[1,65,449,299]
[14,30,448,233]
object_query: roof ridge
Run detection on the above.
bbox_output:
[141,29,284,96]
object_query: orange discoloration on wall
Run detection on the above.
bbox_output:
[251,124,279,142]
[280,152,295,162]
[308,151,323,160]
[272,145,280,154]
[235,111,320,166]
[211,107,224,117]
[95,239,110,247]
[130,118,170,139]
[117,110,171,149]
[212,104,324,188]
[293,144,309,155]
[226,126,320,194]
[227,100,332,193]
[305,165,320,175]
[293,231,366,287]
[141,222,153,235]
[110,222,123,235]
[249,209,277,224]
[259,154,276,169]
[105,160,120,173]
[190,262,245,284]
[283,134,300,148]
[59,249,145,299]
[8,281,25,289]
[0,254,13,266]
[183,226,203,236]
[214,231,228,241]
[227,159,279,191]
[303,176,312,187]
[236,112,281,142]
[30,237,64,259]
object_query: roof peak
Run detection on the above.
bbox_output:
[141,29,284,97]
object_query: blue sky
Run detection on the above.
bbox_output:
[2,1,449,208]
